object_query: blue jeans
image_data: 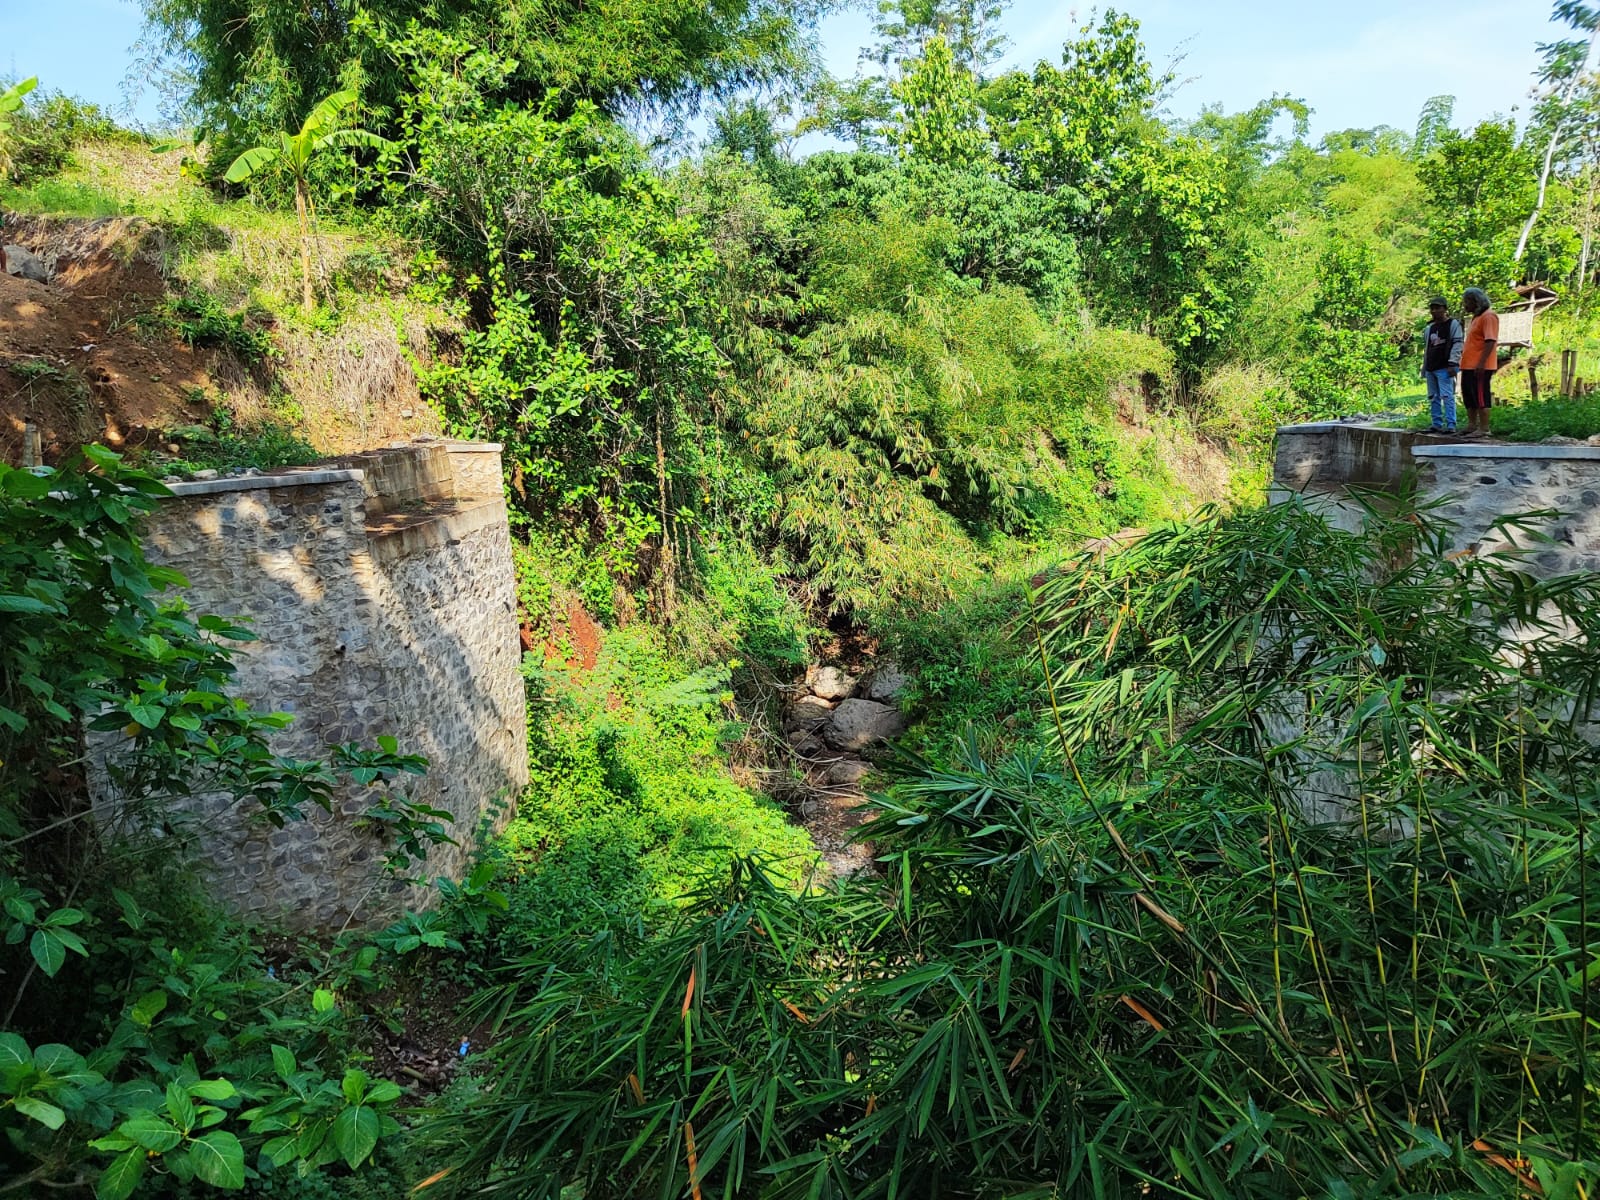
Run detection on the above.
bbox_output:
[1425,368,1457,430]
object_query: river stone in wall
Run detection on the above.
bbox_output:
[823,698,907,751]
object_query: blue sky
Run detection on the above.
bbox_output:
[1,0,1568,140]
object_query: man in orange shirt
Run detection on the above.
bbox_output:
[1459,287,1499,438]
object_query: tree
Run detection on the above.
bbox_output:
[138,0,826,162]
[1297,241,1401,408]
[1412,93,1454,159]
[223,90,391,312]
[1416,120,1536,298]
[982,10,1165,199]
[0,77,38,178]
[1516,1,1600,261]
[891,35,988,169]
[868,0,1011,75]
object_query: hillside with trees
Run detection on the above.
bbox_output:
[5,0,1600,1196]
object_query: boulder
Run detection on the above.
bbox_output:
[809,665,857,700]
[863,662,911,702]
[4,245,50,284]
[823,698,907,751]
[784,694,835,733]
[824,757,872,786]
[785,728,825,757]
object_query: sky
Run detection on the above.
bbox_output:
[0,0,1571,141]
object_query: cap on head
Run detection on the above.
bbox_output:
[1428,296,1448,308]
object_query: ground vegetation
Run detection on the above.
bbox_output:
[5,0,1600,1195]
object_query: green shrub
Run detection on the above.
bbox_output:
[676,540,813,676]
[161,404,318,475]
[1195,362,1301,454]
[1490,393,1600,442]
[494,624,814,938]
[0,177,126,216]
[430,495,1600,1199]
[164,291,277,365]
[2,89,126,186]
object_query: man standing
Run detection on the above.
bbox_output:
[1422,297,1463,433]
[1460,287,1500,438]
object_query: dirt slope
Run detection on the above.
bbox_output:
[1,217,214,465]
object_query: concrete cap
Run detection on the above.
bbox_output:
[164,468,364,497]
[1412,444,1600,461]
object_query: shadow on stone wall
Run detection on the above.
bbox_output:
[92,441,527,931]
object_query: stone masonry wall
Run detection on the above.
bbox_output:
[93,443,527,930]
[1413,443,1600,574]
[1268,426,1600,825]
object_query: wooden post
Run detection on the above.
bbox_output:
[1562,349,1578,397]
[20,423,38,469]
[1529,359,1540,403]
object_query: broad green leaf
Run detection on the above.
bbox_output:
[188,1078,236,1101]
[0,1032,30,1069]
[312,988,335,1013]
[30,929,65,976]
[297,89,357,140]
[131,990,168,1028]
[364,1079,402,1105]
[165,1080,197,1131]
[95,1148,147,1200]
[341,1067,367,1105]
[3,895,35,923]
[317,129,392,154]
[189,1130,246,1189]
[126,704,163,730]
[0,77,38,116]
[270,1044,295,1081]
[32,1043,88,1078]
[223,145,281,183]
[262,1133,297,1167]
[330,1104,379,1169]
[13,1095,66,1129]
[118,1112,184,1152]
[0,593,53,614]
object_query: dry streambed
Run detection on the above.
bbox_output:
[781,663,910,876]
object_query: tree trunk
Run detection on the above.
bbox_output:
[653,401,676,622]
[1516,115,1566,264]
[295,177,314,313]
[1516,21,1600,264]
[1581,165,1599,296]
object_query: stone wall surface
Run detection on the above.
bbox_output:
[1413,444,1600,574]
[1272,421,1432,494]
[1269,425,1600,826]
[93,442,526,930]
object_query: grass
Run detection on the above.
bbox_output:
[5,135,453,457]
[0,177,126,217]
[158,416,319,476]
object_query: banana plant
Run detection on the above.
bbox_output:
[0,77,39,179]
[223,90,391,312]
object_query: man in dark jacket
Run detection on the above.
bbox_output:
[1422,297,1463,433]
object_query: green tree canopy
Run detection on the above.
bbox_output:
[138,0,829,161]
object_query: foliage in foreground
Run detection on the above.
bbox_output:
[0,453,460,1196]
[427,496,1600,1198]
[496,621,815,936]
